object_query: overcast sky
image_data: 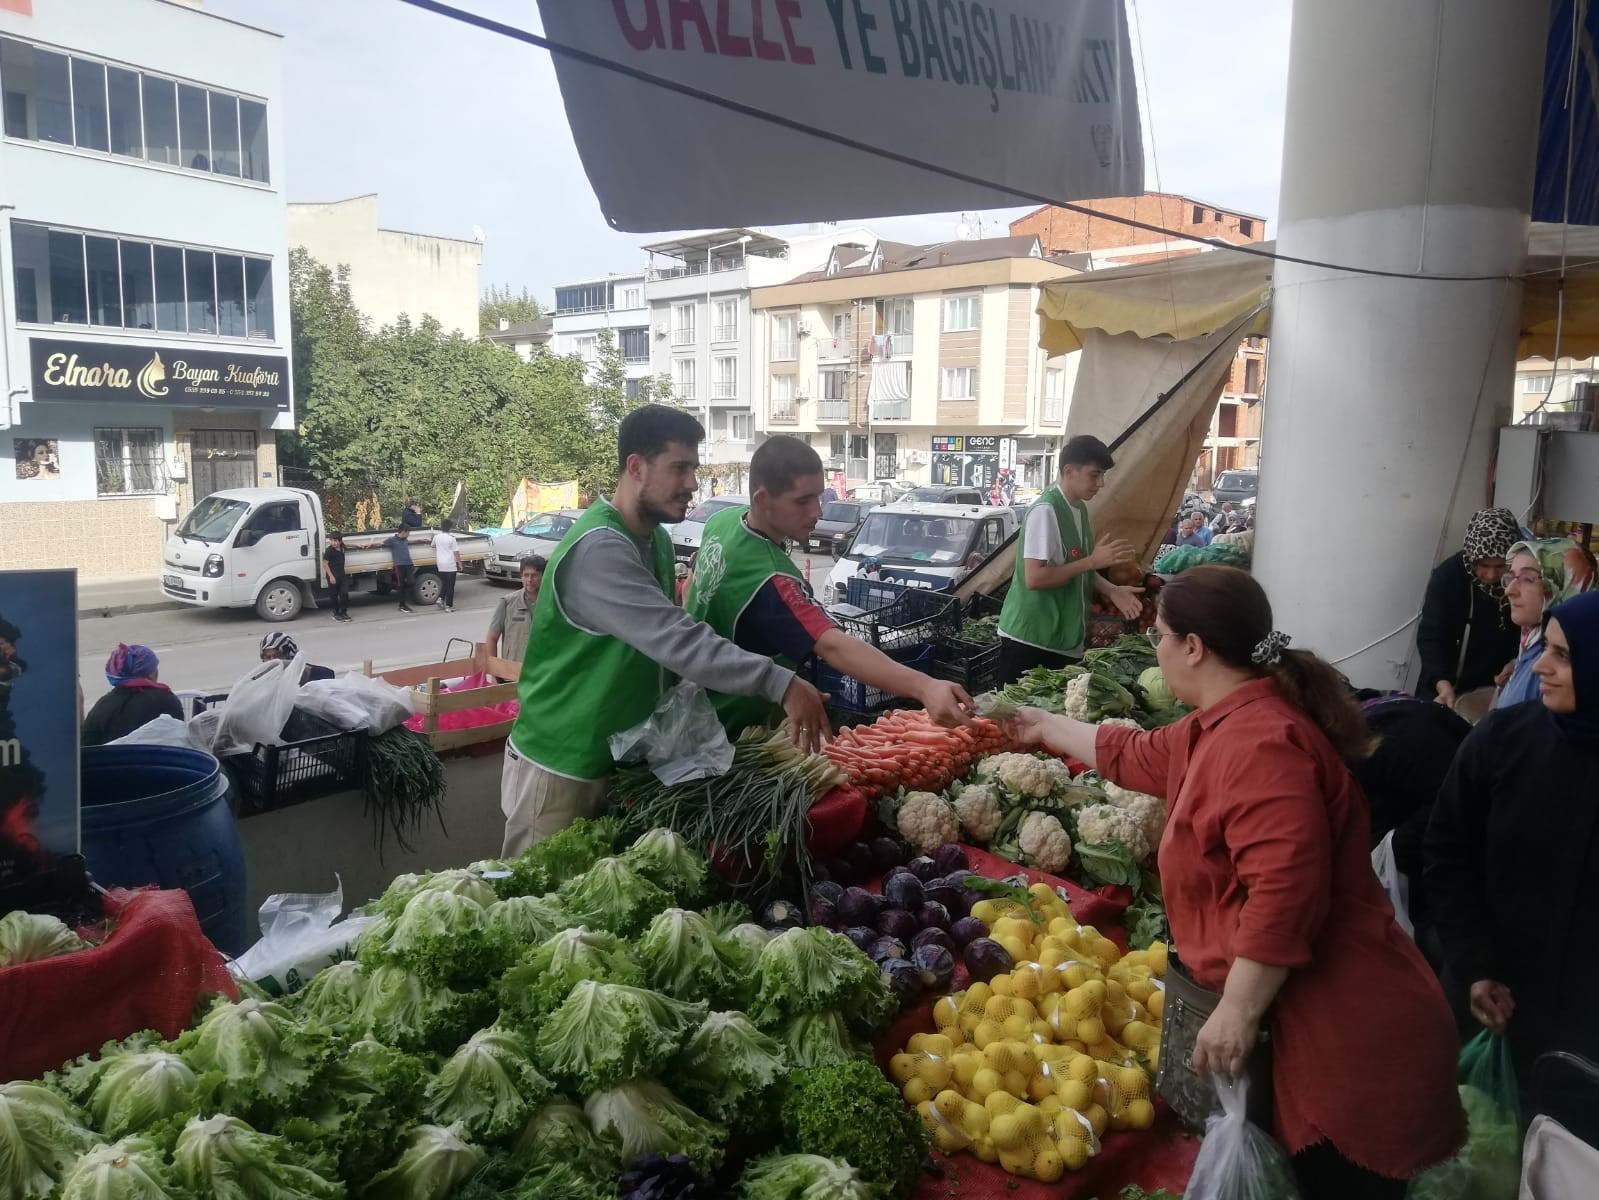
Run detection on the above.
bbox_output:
[205,0,1292,300]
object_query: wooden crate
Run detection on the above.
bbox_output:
[362,643,522,751]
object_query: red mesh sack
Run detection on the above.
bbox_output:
[0,888,238,1082]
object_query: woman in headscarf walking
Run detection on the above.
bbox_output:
[1492,536,1596,709]
[81,644,184,746]
[1427,590,1599,1113]
[1416,507,1522,718]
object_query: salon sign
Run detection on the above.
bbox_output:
[29,337,290,411]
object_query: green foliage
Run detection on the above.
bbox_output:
[172,1113,345,1200]
[671,1011,788,1129]
[532,981,704,1093]
[778,1061,928,1200]
[423,1028,553,1145]
[0,1081,97,1200]
[479,284,542,334]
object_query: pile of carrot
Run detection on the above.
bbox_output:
[823,710,1012,800]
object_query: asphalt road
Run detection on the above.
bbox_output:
[78,553,840,705]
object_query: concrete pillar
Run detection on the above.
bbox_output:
[1254,0,1547,689]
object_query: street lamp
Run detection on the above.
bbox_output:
[703,234,752,474]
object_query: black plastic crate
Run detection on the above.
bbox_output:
[929,638,1003,696]
[834,587,961,653]
[223,727,368,811]
[815,644,935,714]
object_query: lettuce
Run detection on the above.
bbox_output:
[497,928,641,1033]
[360,889,510,989]
[779,1060,929,1200]
[771,1011,866,1070]
[583,1080,726,1168]
[70,1047,198,1140]
[750,928,894,1032]
[173,1113,344,1200]
[362,1123,481,1200]
[279,1037,427,1184]
[484,896,571,950]
[0,1081,96,1200]
[293,959,369,1031]
[672,1011,787,1129]
[0,911,84,966]
[425,1028,553,1145]
[557,857,672,937]
[58,1138,179,1200]
[455,1154,616,1200]
[498,816,621,899]
[175,998,330,1122]
[369,868,497,921]
[512,1100,618,1176]
[636,907,751,1007]
[620,828,710,907]
[739,1153,878,1200]
[355,965,496,1056]
[533,981,705,1093]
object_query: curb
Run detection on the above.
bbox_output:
[78,599,186,619]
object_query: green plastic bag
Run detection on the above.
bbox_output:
[1407,1031,1521,1200]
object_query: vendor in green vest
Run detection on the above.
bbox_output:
[686,436,973,735]
[997,435,1143,684]
[502,406,830,856]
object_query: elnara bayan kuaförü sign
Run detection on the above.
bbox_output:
[30,337,289,411]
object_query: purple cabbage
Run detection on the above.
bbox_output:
[842,926,878,952]
[906,856,942,883]
[808,896,838,928]
[837,887,880,927]
[911,926,956,956]
[880,957,924,1007]
[912,943,956,991]
[933,844,970,874]
[963,937,1014,983]
[949,916,989,949]
[869,836,908,874]
[916,901,951,930]
[878,908,921,944]
[868,935,908,964]
[882,873,925,912]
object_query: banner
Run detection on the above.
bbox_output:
[501,479,581,530]
[536,0,1143,231]
[0,570,78,886]
[30,337,290,411]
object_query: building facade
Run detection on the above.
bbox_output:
[485,315,552,362]
[0,0,292,579]
[287,194,482,336]
[750,236,1076,491]
[548,271,652,394]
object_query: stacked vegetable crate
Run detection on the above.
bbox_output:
[928,593,1004,697]
[820,582,960,714]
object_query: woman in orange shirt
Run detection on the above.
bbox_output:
[1010,566,1462,1199]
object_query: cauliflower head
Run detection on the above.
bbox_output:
[897,791,959,854]
[1099,717,1143,732]
[1063,674,1093,720]
[974,753,1055,799]
[1075,803,1151,863]
[1039,757,1076,790]
[1104,782,1167,852]
[1018,812,1072,875]
[952,783,1002,844]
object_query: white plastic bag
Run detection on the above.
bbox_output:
[608,680,734,785]
[295,673,415,735]
[1185,1074,1304,1200]
[228,879,377,996]
[1371,828,1415,937]
[212,657,303,757]
[107,714,209,752]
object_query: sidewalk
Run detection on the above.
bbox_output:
[77,575,185,619]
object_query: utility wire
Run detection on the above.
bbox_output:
[395,0,1527,286]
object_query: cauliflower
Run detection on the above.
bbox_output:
[1099,717,1143,732]
[1039,757,1076,790]
[974,753,1055,799]
[1063,674,1093,721]
[896,791,959,854]
[1075,803,1151,863]
[951,783,1002,844]
[1104,782,1167,852]
[1018,812,1072,874]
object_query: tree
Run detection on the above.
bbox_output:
[480,284,542,334]
[584,330,677,494]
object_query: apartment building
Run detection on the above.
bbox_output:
[1013,194,1269,488]
[1514,359,1599,423]
[750,236,1076,491]
[548,271,652,395]
[0,0,292,579]
[485,315,553,362]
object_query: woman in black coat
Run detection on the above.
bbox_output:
[81,643,185,747]
[1415,508,1521,710]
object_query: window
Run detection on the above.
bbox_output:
[215,254,247,337]
[820,368,848,401]
[554,281,611,313]
[943,295,979,331]
[1043,367,1065,423]
[185,248,215,333]
[47,229,86,324]
[142,75,179,165]
[95,427,164,496]
[1217,405,1239,438]
[942,366,977,400]
[672,302,696,345]
[1191,204,1204,224]
[154,244,185,332]
[238,98,269,182]
[573,335,598,362]
[107,66,141,158]
[771,313,797,361]
[620,286,642,309]
[1240,218,1255,238]
[70,58,109,151]
[625,378,644,402]
[120,241,155,330]
[1521,374,1554,394]
[1243,358,1262,395]
[245,256,274,338]
[177,83,209,169]
[713,298,738,342]
[208,91,240,176]
[771,373,796,418]
[712,355,737,399]
[673,357,696,400]
[829,434,846,459]
[852,435,871,461]
[729,411,754,441]
[86,236,121,327]
[831,311,852,344]
[0,40,72,144]
[619,327,649,362]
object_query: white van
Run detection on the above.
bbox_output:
[822,502,1018,607]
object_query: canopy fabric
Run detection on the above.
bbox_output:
[867,361,910,404]
[501,480,579,530]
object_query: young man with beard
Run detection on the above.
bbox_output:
[502,406,830,855]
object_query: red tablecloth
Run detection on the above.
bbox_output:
[0,888,237,1082]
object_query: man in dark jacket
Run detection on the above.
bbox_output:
[81,644,185,746]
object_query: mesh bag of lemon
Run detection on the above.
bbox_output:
[886,881,1169,1182]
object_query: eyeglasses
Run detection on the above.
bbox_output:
[1145,628,1172,648]
[1500,572,1542,591]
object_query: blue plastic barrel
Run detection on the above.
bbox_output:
[80,745,248,956]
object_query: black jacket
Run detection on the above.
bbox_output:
[1416,556,1519,698]
[81,685,186,747]
[1425,703,1599,1090]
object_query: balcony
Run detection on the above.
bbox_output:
[817,337,851,361]
[623,352,650,364]
[886,331,913,357]
[817,399,849,422]
[712,382,738,400]
[873,398,911,421]
[770,403,798,425]
[712,324,738,342]
[648,255,747,281]
[671,327,696,346]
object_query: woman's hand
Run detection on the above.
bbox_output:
[1004,706,1051,749]
[1469,980,1515,1034]
[1435,680,1458,707]
[1494,661,1514,689]
[1191,997,1260,1079]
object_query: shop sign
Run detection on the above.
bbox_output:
[30,337,290,411]
[0,570,78,887]
[932,430,1001,490]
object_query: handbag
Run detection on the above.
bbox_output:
[1155,949,1275,1132]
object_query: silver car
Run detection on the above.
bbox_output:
[671,495,749,561]
[485,509,583,582]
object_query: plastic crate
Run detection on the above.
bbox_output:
[1087,613,1137,648]
[843,570,952,611]
[222,726,368,811]
[814,644,936,714]
[834,587,961,653]
[929,637,1003,695]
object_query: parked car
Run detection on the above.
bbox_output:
[903,484,988,506]
[846,482,911,504]
[808,499,879,555]
[485,509,583,583]
[823,502,1018,606]
[1210,470,1259,506]
[671,495,750,561]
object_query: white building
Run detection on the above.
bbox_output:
[0,0,292,580]
[548,270,653,395]
[287,194,483,337]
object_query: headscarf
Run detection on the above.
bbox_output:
[260,631,299,660]
[105,643,159,687]
[1545,591,1599,749]
[1461,508,1522,599]
[1507,537,1598,646]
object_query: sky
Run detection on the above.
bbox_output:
[204,0,1293,300]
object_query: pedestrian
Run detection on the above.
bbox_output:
[820,484,838,505]
[996,435,1141,684]
[685,436,972,736]
[401,500,423,530]
[1174,517,1208,548]
[259,631,334,682]
[1492,537,1596,709]
[1210,501,1236,533]
[486,554,543,676]
[1009,566,1464,1199]
[384,527,416,613]
[502,405,829,856]
[432,519,461,613]
[82,644,185,746]
[323,531,351,622]
[1416,507,1521,718]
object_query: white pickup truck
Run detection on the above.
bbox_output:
[161,487,491,621]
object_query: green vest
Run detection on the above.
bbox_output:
[997,487,1093,654]
[510,499,675,779]
[684,505,801,736]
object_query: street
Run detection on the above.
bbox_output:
[77,552,840,705]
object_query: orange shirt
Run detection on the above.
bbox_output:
[1098,678,1463,1175]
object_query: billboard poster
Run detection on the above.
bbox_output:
[0,570,79,886]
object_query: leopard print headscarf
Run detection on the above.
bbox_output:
[1461,507,1521,600]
